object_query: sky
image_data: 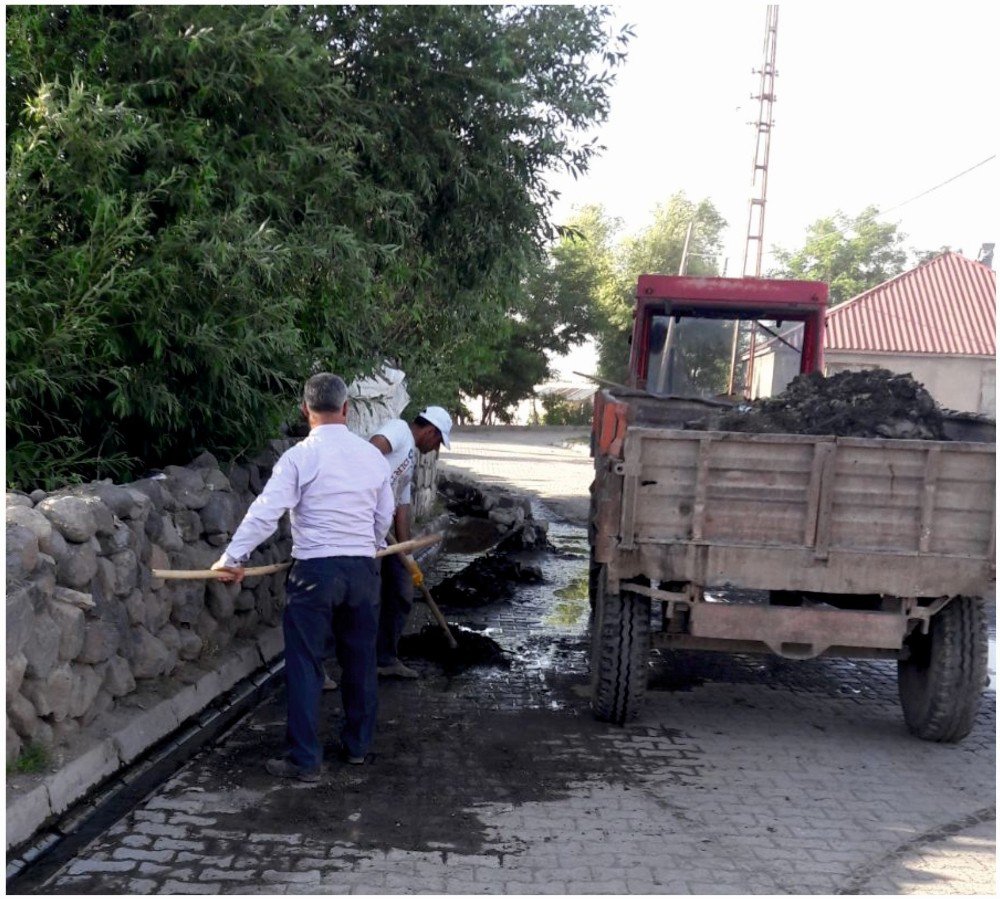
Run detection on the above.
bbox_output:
[546,1,998,380]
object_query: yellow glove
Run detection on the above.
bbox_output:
[401,553,424,588]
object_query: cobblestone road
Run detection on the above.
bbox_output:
[32,427,996,895]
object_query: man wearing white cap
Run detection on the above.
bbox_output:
[370,406,452,678]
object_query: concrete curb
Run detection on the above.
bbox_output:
[6,627,284,853]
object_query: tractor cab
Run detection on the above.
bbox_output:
[629,275,828,399]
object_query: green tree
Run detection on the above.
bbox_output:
[6,5,630,487]
[467,327,549,425]
[541,395,592,426]
[913,246,954,265]
[593,193,726,381]
[770,206,908,305]
[467,203,621,423]
[312,5,632,411]
[7,6,401,487]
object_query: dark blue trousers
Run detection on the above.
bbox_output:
[376,554,415,667]
[282,556,379,770]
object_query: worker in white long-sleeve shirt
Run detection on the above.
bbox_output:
[212,373,394,779]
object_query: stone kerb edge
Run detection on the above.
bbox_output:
[6,634,277,851]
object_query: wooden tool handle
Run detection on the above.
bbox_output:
[152,562,290,580]
[385,535,459,650]
[419,582,459,650]
[151,533,443,580]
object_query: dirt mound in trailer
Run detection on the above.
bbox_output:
[715,369,947,439]
[399,624,509,672]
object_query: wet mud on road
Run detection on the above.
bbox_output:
[36,499,997,894]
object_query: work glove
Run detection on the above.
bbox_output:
[401,553,424,588]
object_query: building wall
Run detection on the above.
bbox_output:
[825,352,995,415]
[750,346,801,400]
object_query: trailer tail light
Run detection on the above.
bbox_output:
[592,390,628,458]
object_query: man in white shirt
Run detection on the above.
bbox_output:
[370,406,452,678]
[212,373,394,780]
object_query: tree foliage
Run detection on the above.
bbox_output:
[586,194,727,382]
[467,217,608,423]
[6,5,630,488]
[540,395,593,426]
[769,206,908,305]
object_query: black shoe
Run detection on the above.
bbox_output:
[335,744,375,766]
[265,757,321,782]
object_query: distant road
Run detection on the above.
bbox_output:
[439,425,592,525]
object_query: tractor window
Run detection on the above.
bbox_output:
[646,313,804,399]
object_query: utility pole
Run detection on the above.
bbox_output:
[678,217,696,275]
[743,4,779,279]
[727,4,779,396]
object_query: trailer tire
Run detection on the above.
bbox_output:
[590,566,650,724]
[588,547,599,613]
[897,596,988,743]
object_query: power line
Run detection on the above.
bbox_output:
[880,154,996,216]
[723,153,995,266]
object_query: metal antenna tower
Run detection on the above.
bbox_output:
[743,4,779,278]
[728,5,779,395]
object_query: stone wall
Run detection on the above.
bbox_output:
[6,441,441,770]
[412,451,439,521]
[5,443,297,767]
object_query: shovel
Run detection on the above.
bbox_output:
[386,535,459,651]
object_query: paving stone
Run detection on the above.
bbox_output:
[137,861,171,875]
[65,859,137,875]
[111,847,176,863]
[168,813,216,826]
[162,879,220,894]
[199,867,256,881]
[262,869,322,884]
[248,832,305,845]
[133,823,191,839]
[120,834,152,849]
[151,837,206,851]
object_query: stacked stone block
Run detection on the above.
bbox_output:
[412,452,438,522]
[5,443,294,766]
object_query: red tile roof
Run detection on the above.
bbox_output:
[824,252,996,356]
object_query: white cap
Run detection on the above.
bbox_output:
[419,406,452,449]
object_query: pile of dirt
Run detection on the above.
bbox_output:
[399,624,509,672]
[715,369,947,439]
[494,521,551,552]
[431,554,543,608]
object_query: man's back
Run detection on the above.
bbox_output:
[286,423,392,557]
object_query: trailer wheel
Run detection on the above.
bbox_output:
[588,547,599,613]
[590,566,651,724]
[897,596,988,743]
